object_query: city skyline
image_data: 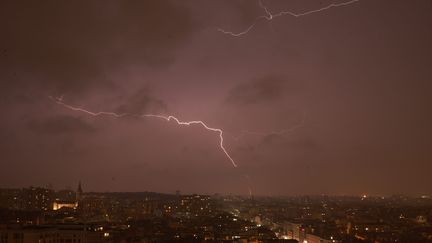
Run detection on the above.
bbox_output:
[1,0,431,196]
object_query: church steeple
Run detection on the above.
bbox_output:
[76,181,83,202]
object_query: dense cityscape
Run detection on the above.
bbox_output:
[1,183,431,243]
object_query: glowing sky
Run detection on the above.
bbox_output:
[1,0,431,195]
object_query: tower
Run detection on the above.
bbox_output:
[76,181,83,202]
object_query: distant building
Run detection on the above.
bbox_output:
[304,233,332,243]
[282,222,305,242]
[76,181,83,202]
[0,224,112,243]
[52,200,78,211]
[52,181,83,211]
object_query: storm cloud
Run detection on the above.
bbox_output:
[226,76,294,105]
[0,0,431,196]
[27,115,96,135]
[0,0,198,98]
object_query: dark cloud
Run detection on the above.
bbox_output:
[0,1,198,97]
[1,0,431,195]
[115,87,168,114]
[259,134,318,151]
[226,76,300,105]
[27,115,96,135]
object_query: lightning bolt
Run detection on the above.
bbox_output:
[141,114,237,167]
[218,0,360,37]
[233,112,306,141]
[49,96,127,118]
[49,96,237,168]
[242,174,254,198]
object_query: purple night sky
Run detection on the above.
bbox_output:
[0,0,431,195]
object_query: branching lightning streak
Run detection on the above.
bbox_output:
[233,112,306,141]
[49,96,127,118]
[49,96,237,168]
[242,174,253,198]
[218,0,360,37]
[141,114,237,167]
